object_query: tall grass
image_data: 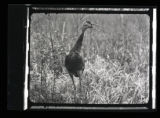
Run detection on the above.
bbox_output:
[30,55,149,104]
[29,13,149,104]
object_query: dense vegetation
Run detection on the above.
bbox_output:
[30,13,149,104]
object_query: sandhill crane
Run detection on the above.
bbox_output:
[65,21,93,102]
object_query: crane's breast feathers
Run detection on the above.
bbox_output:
[65,52,85,73]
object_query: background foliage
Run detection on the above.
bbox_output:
[30,13,150,104]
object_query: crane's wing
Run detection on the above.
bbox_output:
[65,52,85,77]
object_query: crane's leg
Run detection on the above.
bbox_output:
[69,73,76,103]
[77,71,83,103]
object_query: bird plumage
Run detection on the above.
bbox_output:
[65,51,85,77]
[65,21,92,77]
[64,20,93,102]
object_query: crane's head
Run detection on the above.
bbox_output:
[81,20,93,31]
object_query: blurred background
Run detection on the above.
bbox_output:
[29,13,150,104]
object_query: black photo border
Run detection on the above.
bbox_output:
[7,3,158,112]
[26,5,156,111]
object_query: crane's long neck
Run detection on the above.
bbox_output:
[70,29,86,53]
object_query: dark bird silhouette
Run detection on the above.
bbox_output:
[65,21,93,101]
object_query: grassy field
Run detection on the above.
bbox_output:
[29,13,149,104]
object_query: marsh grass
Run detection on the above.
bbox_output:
[29,13,149,104]
[30,55,149,104]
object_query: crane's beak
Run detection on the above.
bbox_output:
[90,23,104,32]
[91,23,102,28]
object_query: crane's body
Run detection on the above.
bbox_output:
[65,51,85,77]
[65,21,93,103]
[65,29,86,77]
